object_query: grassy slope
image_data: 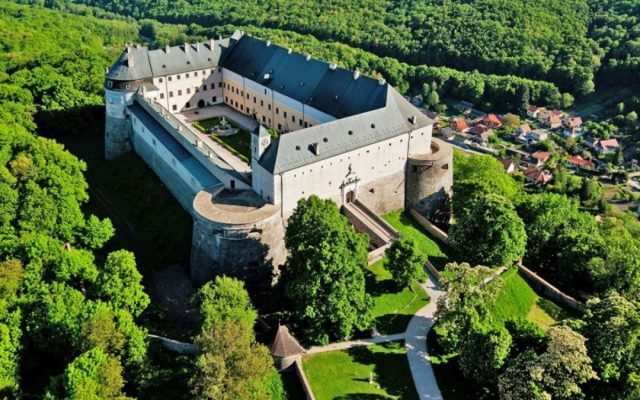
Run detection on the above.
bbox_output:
[383,211,451,269]
[303,341,418,400]
[489,269,574,330]
[366,259,429,334]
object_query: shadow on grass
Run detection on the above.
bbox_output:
[364,269,397,297]
[375,313,413,334]
[536,297,578,321]
[347,343,419,400]
[427,328,497,400]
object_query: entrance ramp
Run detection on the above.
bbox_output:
[343,200,399,248]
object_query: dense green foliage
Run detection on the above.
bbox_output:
[282,196,371,344]
[65,0,599,95]
[449,193,526,267]
[384,238,427,289]
[0,3,151,397]
[190,277,282,400]
[581,293,640,400]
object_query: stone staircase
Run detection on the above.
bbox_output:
[343,200,399,249]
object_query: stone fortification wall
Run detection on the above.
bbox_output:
[405,138,453,222]
[357,171,405,215]
[131,128,199,212]
[190,188,286,287]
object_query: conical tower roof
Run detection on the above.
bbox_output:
[270,325,305,357]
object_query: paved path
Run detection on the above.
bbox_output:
[306,332,406,354]
[405,273,444,400]
[303,271,445,399]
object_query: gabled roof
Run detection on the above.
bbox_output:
[532,151,551,163]
[525,167,552,184]
[221,35,388,118]
[567,155,595,168]
[453,119,468,131]
[270,325,305,357]
[258,88,431,174]
[599,138,619,150]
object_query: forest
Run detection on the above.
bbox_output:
[41,0,599,96]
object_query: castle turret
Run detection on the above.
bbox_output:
[104,45,152,160]
[405,138,453,224]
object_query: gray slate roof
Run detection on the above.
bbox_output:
[258,88,432,174]
[106,33,239,82]
[221,35,388,118]
[107,32,387,118]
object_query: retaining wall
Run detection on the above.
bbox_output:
[408,208,586,313]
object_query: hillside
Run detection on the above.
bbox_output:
[67,0,597,96]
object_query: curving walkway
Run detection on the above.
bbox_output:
[301,270,445,399]
[405,273,444,400]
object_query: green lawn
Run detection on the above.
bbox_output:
[193,117,252,162]
[383,210,451,269]
[488,269,575,330]
[303,341,418,400]
[366,259,429,334]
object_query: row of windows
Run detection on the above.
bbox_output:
[158,67,222,83]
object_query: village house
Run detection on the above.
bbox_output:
[539,109,563,129]
[567,155,595,169]
[532,150,552,167]
[597,138,620,154]
[469,124,492,142]
[524,167,553,185]
[452,118,469,133]
[498,158,516,174]
[439,126,456,141]
[483,113,502,128]
[563,116,583,138]
[517,127,548,144]
[527,105,544,119]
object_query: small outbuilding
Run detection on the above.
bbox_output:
[270,325,306,370]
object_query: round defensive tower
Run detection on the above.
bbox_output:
[104,45,151,160]
[405,138,454,223]
[190,187,286,287]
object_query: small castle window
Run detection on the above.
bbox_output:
[168,76,172,81]
[295,145,301,150]
[177,74,181,79]
[323,138,328,143]
[442,164,449,170]
[194,71,198,76]
[348,130,353,135]
[186,73,190,78]
[371,123,376,128]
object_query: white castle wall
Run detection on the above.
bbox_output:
[276,124,432,216]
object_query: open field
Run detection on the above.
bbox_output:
[366,259,429,334]
[303,341,418,400]
[383,211,452,269]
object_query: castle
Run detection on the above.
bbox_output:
[104,31,453,285]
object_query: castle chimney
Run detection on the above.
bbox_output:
[195,42,200,52]
[266,40,271,47]
[378,78,386,85]
[305,53,312,61]
[353,70,360,80]
[329,62,337,70]
[311,142,320,155]
[409,116,417,125]
[287,48,292,54]
[184,43,190,53]
[165,45,170,54]
[127,55,134,68]
[209,38,216,49]
[135,43,141,49]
